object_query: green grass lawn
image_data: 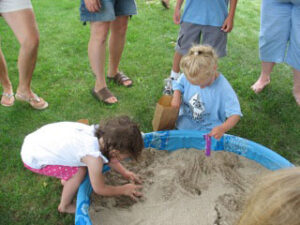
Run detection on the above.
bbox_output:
[0,0,299,224]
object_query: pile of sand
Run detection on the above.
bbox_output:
[90,148,269,225]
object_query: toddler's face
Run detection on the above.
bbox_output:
[191,74,216,89]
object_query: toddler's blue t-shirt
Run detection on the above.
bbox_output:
[181,0,229,27]
[173,73,242,132]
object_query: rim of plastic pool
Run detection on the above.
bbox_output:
[75,130,294,225]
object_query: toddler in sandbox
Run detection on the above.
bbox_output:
[21,116,144,213]
[171,45,242,140]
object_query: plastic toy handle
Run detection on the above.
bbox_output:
[204,134,211,156]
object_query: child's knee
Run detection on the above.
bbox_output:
[78,167,87,176]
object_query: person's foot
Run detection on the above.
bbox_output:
[161,0,170,9]
[251,75,270,93]
[107,72,133,87]
[15,91,48,110]
[92,87,118,104]
[58,203,76,214]
[1,92,15,107]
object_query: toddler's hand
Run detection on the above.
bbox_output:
[122,183,143,201]
[124,171,142,184]
[171,97,181,108]
[209,125,225,140]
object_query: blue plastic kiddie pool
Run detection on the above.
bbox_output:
[75,130,294,225]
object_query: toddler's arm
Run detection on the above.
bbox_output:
[209,115,240,140]
[171,90,182,108]
[82,156,142,200]
[109,160,142,184]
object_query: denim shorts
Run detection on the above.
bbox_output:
[175,22,227,58]
[80,0,137,22]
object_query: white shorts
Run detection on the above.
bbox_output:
[0,0,32,13]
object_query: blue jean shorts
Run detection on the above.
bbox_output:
[259,0,300,71]
[80,0,137,22]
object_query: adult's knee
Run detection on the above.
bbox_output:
[116,23,128,36]
[90,22,110,45]
[90,34,108,45]
[20,33,40,52]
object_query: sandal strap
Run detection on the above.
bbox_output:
[16,93,41,103]
[2,92,14,98]
[114,72,131,85]
[94,87,114,101]
[30,94,41,103]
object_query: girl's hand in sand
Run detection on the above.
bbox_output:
[123,183,143,201]
[209,125,225,140]
[124,171,142,184]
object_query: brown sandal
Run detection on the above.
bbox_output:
[91,87,117,105]
[161,0,170,9]
[108,72,133,87]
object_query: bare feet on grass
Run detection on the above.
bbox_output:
[58,203,76,214]
[251,75,270,93]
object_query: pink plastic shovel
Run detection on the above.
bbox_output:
[204,134,211,157]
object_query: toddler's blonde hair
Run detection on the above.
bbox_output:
[180,45,218,84]
[237,167,300,225]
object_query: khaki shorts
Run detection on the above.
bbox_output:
[0,0,32,13]
[175,22,227,58]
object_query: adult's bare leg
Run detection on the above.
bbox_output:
[293,68,300,106]
[107,16,132,86]
[251,61,275,93]
[0,48,14,106]
[3,9,47,109]
[89,21,117,103]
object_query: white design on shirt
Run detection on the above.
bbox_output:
[188,93,205,120]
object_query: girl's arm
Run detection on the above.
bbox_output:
[171,90,182,108]
[82,156,142,200]
[108,160,142,184]
[209,115,240,140]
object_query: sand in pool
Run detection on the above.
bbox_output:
[90,148,269,225]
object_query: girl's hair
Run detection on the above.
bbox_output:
[180,45,218,84]
[95,116,144,161]
[236,167,300,225]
